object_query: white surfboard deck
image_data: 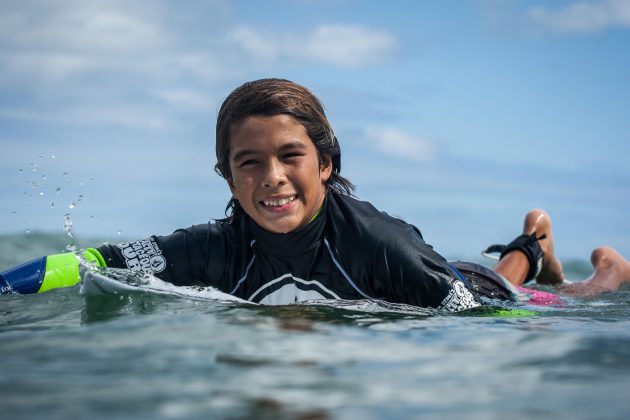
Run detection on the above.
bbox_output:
[80,268,249,303]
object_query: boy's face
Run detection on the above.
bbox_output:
[227,114,332,233]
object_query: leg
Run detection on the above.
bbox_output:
[559,246,630,296]
[494,209,564,286]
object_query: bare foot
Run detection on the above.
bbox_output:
[523,209,564,285]
[560,246,630,296]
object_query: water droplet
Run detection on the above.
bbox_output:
[51,202,55,207]
[117,230,122,235]
[78,194,84,202]
[51,154,56,159]
[63,214,72,229]
[39,192,44,196]
[31,181,37,188]
[38,154,43,160]
[56,187,61,194]
[18,168,23,173]
[62,171,68,176]
[90,215,94,219]
[90,178,94,182]
[79,182,84,186]
[64,213,76,252]
[41,174,46,179]
[12,210,16,215]
[26,229,30,234]
[68,202,76,209]
[31,163,38,171]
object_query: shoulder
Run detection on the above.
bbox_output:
[327,193,423,243]
[149,217,248,261]
[326,194,466,308]
[329,192,384,216]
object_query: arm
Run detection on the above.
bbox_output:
[0,248,106,294]
[93,223,225,288]
[2,223,224,295]
[327,193,480,311]
[373,224,482,311]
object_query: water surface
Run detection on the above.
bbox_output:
[2,233,630,419]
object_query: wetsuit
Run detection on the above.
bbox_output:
[4,192,538,310]
[92,192,482,310]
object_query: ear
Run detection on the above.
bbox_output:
[227,178,239,199]
[320,155,333,183]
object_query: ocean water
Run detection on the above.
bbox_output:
[2,233,630,419]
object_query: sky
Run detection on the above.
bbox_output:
[1,0,629,264]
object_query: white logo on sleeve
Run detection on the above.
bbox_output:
[117,238,166,274]
[438,280,480,312]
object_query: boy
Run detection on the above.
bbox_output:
[2,79,630,308]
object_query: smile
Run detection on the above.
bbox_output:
[261,195,297,207]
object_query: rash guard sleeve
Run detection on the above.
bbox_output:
[375,226,480,311]
[95,223,227,287]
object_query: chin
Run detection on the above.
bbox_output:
[268,225,296,234]
[262,219,300,234]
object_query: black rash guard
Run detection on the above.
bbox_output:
[96,192,481,311]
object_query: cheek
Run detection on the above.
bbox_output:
[228,173,248,193]
[232,176,259,201]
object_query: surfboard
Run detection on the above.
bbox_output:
[79,267,249,303]
[79,267,537,316]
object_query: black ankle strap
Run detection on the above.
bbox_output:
[500,233,546,282]
[482,233,546,283]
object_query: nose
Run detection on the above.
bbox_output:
[262,159,287,188]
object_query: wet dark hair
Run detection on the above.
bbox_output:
[215,78,355,218]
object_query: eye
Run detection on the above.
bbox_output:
[239,159,258,168]
[283,152,303,161]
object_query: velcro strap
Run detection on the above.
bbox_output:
[500,233,546,282]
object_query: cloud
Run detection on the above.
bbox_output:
[0,0,239,86]
[0,0,238,129]
[228,26,280,61]
[228,24,397,68]
[0,104,168,129]
[153,88,214,110]
[526,0,630,34]
[0,1,397,130]
[364,127,439,162]
[0,0,168,79]
[299,24,397,68]
[1,2,396,87]
[0,0,167,53]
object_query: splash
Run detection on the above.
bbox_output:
[63,213,76,253]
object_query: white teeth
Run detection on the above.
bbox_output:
[263,196,295,207]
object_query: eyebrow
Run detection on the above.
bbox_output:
[231,141,308,162]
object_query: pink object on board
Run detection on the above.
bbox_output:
[514,285,563,306]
